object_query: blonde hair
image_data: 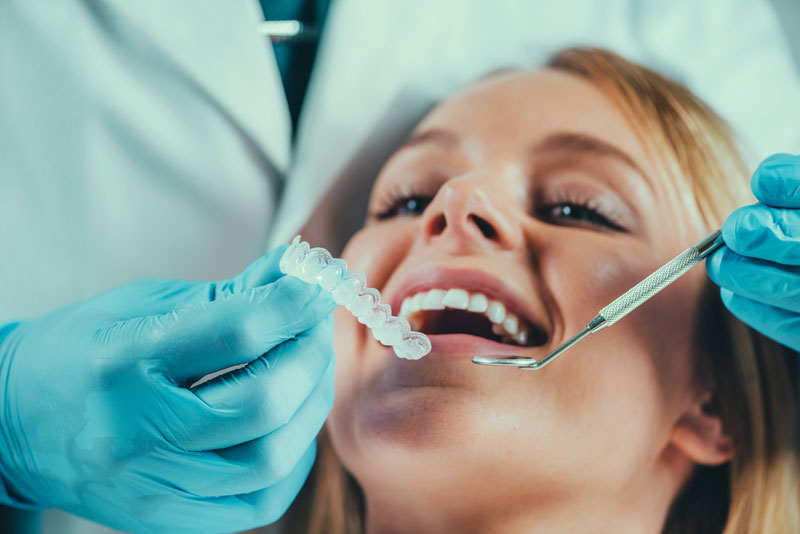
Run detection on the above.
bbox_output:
[298,48,800,534]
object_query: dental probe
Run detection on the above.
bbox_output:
[472,229,724,370]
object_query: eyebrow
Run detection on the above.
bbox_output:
[396,129,653,194]
[531,132,652,188]
[398,128,461,151]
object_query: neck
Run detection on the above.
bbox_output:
[361,452,690,534]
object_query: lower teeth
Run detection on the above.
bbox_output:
[493,323,526,345]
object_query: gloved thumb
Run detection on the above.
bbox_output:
[114,274,337,385]
[211,244,291,298]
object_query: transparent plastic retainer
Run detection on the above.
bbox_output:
[279,236,432,360]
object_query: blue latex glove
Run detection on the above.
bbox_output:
[0,245,336,533]
[706,153,800,353]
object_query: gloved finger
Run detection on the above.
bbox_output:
[212,244,290,299]
[168,317,334,450]
[705,247,800,313]
[204,360,334,495]
[124,275,336,383]
[117,446,260,501]
[721,204,800,265]
[127,371,329,498]
[751,153,800,208]
[127,444,316,533]
[719,288,800,352]
[234,441,317,529]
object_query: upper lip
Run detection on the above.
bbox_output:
[387,266,551,343]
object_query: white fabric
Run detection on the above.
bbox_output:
[0,1,289,321]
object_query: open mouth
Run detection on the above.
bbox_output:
[398,288,548,347]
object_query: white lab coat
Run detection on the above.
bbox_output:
[0,1,798,532]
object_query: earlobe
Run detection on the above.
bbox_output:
[669,393,733,466]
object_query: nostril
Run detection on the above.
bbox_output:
[470,214,497,239]
[429,214,447,236]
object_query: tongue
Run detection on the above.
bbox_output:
[420,309,499,341]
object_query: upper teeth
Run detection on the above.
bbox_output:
[398,288,531,345]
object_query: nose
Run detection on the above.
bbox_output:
[421,176,522,251]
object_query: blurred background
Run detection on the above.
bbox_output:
[772,0,800,64]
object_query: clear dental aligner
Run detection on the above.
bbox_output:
[279,236,432,360]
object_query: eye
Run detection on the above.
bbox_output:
[539,201,625,231]
[372,194,433,220]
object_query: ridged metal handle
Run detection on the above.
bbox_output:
[597,229,722,327]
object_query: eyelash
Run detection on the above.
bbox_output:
[371,184,626,232]
[537,191,627,232]
[370,182,437,220]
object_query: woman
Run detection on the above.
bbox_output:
[289,48,799,533]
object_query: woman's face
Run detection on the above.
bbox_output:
[328,70,715,528]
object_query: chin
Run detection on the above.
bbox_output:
[357,384,483,452]
[329,370,485,462]
[329,393,485,503]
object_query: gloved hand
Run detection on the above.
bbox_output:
[706,153,800,353]
[0,245,336,533]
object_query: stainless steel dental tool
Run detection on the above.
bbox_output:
[472,229,725,370]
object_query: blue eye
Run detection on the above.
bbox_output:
[373,195,432,220]
[540,202,625,231]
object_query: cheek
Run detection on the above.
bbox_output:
[333,306,360,392]
[539,231,701,355]
[339,222,417,289]
[534,235,700,466]
[538,236,629,329]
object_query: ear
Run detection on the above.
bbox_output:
[668,391,732,466]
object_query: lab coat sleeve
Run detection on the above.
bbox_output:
[0,0,291,322]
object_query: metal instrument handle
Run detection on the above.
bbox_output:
[597,229,722,327]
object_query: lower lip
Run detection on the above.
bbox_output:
[368,334,541,396]
[421,334,541,360]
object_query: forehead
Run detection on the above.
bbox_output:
[415,69,651,169]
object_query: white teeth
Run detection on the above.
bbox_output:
[467,293,488,313]
[503,314,519,336]
[421,289,446,310]
[397,288,535,346]
[400,292,423,317]
[442,288,469,310]
[514,329,528,345]
[486,300,506,324]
